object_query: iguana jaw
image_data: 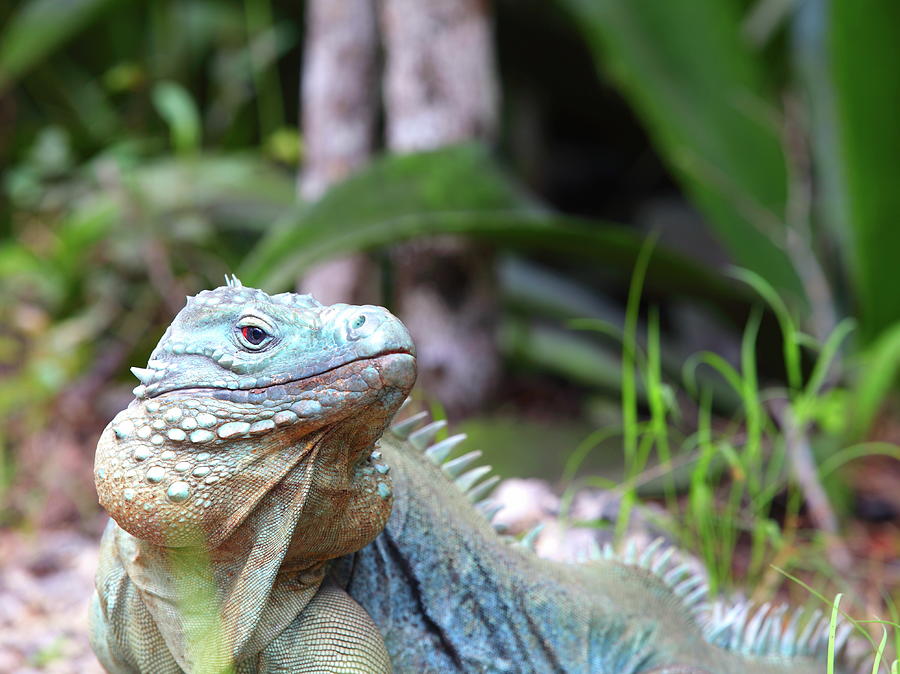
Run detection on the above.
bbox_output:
[97,349,414,548]
[156,349,414,405]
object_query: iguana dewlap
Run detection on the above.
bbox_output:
[89,280,855,673]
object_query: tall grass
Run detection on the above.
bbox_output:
[570,259,899,669]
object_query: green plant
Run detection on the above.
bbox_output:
[241,144,748,310]
[563,253,897,645]
[556,0,900,435]
[0,131,295,519]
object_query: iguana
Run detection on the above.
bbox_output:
[90,279,858,673]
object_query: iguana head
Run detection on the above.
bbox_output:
[95,279,416,556]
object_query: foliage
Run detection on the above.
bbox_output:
[3,0,900,435]
[0,0,298,158]
[555,0,900,435]
[557,254,900,667]
[0,0,120,90]
[823,0,900,342]
[241,144,746,312]
[0,128,294,520]
[556,0,803,306]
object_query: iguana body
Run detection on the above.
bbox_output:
[90,281,853,673]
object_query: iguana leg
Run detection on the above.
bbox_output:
[244,581,391,673]
[93,563,390,673]
[89,524,181,674]
[91,521,389,673]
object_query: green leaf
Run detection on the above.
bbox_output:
[501,320,627,395]
[128,154,295,226]
[240,144,745,310]
[152,81,202,154]
[555,0,804,307]
[0,0,119,90]
[825,0,900,341]
[792,0,846,245]
[849,321,900,440]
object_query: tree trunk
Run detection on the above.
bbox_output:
[299,0,379,305]
[381,0,500,414]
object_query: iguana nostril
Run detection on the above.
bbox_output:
[346,310,379,341]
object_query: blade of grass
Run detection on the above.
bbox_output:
[849,321,900,440]
[646,306,676,511]
[773,565,880,651]
[827,592,842,674]
[683,352,744,398]
[817,442,900,480]
[888,598,900,674]
[872,626,888,674]
[740,306,764,492]
[615,234,656,541]
[690,387,723,590]
[730,267,802,392]
[802,317,855,401]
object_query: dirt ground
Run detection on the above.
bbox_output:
[0,529,103,674]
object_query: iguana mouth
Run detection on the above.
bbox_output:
[148,350,415,402]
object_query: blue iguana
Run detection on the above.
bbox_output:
[89,279,856,673]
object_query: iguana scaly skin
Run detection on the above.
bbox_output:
[90,280,854,673]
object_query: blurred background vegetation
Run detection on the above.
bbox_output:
[2,0,900,660]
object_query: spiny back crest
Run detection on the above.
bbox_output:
[388,407,859,668]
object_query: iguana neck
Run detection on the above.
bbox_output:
[110,394,398,670]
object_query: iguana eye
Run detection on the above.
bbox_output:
[241,326,268,345]
[235,313,276,350]
[236,322,273,350]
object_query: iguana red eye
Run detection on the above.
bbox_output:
[241,326,268,345]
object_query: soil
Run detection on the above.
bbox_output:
[0,528,102,673]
